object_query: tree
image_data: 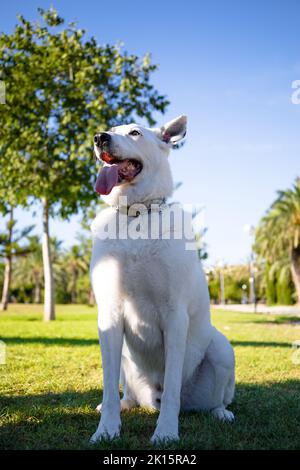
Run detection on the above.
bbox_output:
[195,229,208,261]
[190,205,208,261]
[76,234,95,305]
[0,8,169,320]
[0,208,34,310]
[255,178,300,304]
[265,262,277,305]
[0,144,30,310]
[12,236,64,304]
[79,202,104,305]
[260,259,294,306]
[207,264,251,304]
[63,244,88,304]
[13,236,43,303]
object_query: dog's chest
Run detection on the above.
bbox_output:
[120,249,169,357]
[123,297,164,360]
[91,208,187,359]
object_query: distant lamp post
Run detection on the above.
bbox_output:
[241,283,248,304]
[243,224,257,312]
[217,259,225,305]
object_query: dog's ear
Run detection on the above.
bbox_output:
[160,115,187,144]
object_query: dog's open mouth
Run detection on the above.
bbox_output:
[95,152,143,195]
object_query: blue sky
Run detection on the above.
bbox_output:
[1,0,300,264]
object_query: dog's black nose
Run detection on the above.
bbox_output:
[94,132,111,146]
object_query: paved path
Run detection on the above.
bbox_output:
[212,304,300,316]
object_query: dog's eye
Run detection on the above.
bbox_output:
[129,130,141,137]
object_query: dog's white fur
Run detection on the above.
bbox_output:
[90,116,235,444]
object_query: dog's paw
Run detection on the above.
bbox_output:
[96,399,136,414]
[211,407,235,422]
[89,420,121,444]
[120,398,136,411]
[150,423,179,445]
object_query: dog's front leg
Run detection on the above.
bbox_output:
[151,311,188,444]
[90,307,124,443]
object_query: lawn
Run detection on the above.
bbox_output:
[1,304,300,450]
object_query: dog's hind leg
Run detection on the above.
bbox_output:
[119,360,138,410]
[96,358,137,413]
[181,328,235,422]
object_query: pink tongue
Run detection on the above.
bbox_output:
[95,164,119,195]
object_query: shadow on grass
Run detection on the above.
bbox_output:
[1,381,300,450]
[250,316,300,325]
[0,314,97,323]
[0,336,293,349]
[231,316,300,326]
[0,336,98,346]
[231,340,292,348]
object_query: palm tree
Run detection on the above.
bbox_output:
[76,235,95,305]
[255,178,300,304]
[63,244,88,304]
[0,206,34,310]
[13,236,44,303]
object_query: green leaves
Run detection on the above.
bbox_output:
[0,209,35,258]
[0,7,170,315]
[37,8,65,27]
[0,7,169,217]
[255,178,300,304]
[255,178,300,262]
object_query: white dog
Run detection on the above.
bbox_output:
[90,115,235,444]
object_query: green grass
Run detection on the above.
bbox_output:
[1,304,300,449]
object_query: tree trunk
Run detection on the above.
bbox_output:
[42,198,55,320]
[1,208,14,311]
[290,247,300,305]
[34,281,41,304]
[71,271,77,304]
[88,288,95,306]
[1,256,12,311]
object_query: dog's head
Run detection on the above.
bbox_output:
[93,115,187,206]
